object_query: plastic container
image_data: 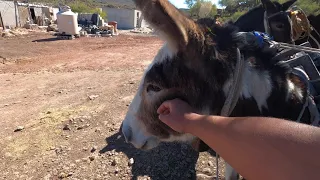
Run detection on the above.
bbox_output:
[57,6,80,35]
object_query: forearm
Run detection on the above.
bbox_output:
[189,114,320,180]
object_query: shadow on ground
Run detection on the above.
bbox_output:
[32,38,60,42]
[100,131,201,180]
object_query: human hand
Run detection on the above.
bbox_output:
[157,98,199,133]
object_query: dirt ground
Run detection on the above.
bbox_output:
[0,31,228,180]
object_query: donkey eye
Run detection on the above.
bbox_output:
[146,84,161,92]
[275,23,284,29]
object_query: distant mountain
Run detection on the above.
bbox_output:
[95,0,135,9]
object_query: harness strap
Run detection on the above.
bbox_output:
[308,96,320,126]
[220,48,245,116]
[292,67,320,126]
[216,48,245,180]
[263,11,271,36]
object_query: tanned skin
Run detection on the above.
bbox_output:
[157,98,320,180]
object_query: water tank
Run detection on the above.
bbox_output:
[57,6,80,35]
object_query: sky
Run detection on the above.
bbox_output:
[169,0,221,9]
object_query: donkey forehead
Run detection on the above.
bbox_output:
[143,44,177,83]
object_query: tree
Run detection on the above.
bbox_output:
[68,1,107,19]
[185,0,197,8]
[277,0,320,15]
[188,0,218,19]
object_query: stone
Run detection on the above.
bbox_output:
[203,168,212,174]
[208,161,214,167]
[111,158,119,166]
[63,124,71,131]
[58,172,68,179]
[128,158,134,166]
[4,152,12,158]
[89,156,95,161]
[88,95,99,100]
[14,126,24,132]
[91,146,98,153]
[196,173,216,180]
[47,24,58,32]
[115,167,119,174]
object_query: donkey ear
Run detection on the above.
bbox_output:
[133,0,203,52]
[282,0,297,11]
[261,0,277,11]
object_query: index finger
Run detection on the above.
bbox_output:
[157,101,171,114]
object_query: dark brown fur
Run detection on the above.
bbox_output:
[130,0,309,147]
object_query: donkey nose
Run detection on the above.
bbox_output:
[122,125,132,143]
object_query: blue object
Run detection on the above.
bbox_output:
[253,31,274,48]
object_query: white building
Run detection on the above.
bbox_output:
[102,7,148,29]
[97,0,148,29]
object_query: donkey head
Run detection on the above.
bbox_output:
[261,0,297,43]
[121,0,239,150]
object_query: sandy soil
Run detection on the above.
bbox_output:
[0,31,228,180]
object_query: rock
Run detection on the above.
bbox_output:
[203,168,212,174]
[4,152,13,158]
[89,155,95,161]
[43,174,51,180]
[111,157,119,166]
[24,23,38,30]
[14,126,24,132]
[91,146,98,153]
[208,161,214,167]
[95,128,101,133]
[196,173,216,180]
[58,172,68,179]
[63,124,71,131]
[88,95,99,100]
[47,24,58,32]
[115,167,119,174]
[128,158,134,166]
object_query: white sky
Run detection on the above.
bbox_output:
[169,0,221,8]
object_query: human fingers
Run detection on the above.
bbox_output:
[157,101,171,115]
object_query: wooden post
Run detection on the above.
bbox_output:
[14,1,19,27]
[0,12,5,30]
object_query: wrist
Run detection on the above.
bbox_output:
[183,113,206,134]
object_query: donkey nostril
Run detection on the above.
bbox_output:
[122,126,132,143]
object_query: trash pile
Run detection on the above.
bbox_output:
[79,23,118,38]
[130,27,154,34]
[78,13,118,38]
